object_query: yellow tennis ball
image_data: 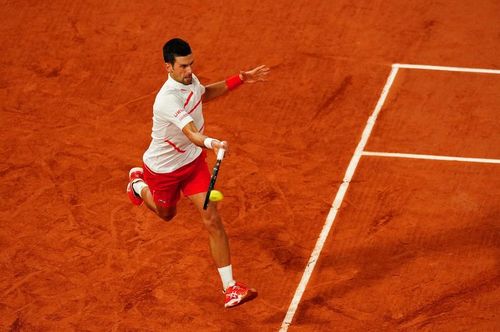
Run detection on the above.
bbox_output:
[209,190,224,202]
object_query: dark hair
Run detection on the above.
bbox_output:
[163,38,192,64]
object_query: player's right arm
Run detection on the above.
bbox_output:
[156,94,228,153]
[182,121,228,153]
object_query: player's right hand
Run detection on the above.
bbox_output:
[213,140,228,156]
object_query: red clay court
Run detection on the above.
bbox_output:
[1,1,499,331]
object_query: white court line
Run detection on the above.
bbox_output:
[394,63,500,74]
[280,62,499,330]
[362,151,500,164]
[279,66,400,331]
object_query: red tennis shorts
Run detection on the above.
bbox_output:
[143,151,210,207]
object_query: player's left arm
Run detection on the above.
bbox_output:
[202,65,270,102]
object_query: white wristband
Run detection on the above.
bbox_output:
[204,137,215,149]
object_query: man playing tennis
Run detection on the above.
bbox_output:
[126,38,269,308]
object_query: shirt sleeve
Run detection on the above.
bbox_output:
[155,94,193,129]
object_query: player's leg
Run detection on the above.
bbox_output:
[188,193,231,267]
[188,192,257,307]
[182,154,257,307]
[181,153,231,268]
[140,186,177,221]
[131,181,177,221]
[127,166,178,221]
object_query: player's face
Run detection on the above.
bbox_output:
[168,54,194,85]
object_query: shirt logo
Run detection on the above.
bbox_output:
[174,109,188,120]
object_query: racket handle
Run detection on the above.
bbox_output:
[217,148,226,160]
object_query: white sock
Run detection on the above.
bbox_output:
[218,265,235,291]
[132,180,148,198]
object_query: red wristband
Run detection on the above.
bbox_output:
[226,74,243,91]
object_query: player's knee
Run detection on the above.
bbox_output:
[160,213,176,222]
[157,207,176,222]
[202,213,223,232]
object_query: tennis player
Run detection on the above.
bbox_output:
[126,38,269,308]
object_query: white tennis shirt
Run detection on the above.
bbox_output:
[143,73,205,173]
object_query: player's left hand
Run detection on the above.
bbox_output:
[240,65,270,83]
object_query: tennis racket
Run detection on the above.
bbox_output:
[203,147,226,210]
